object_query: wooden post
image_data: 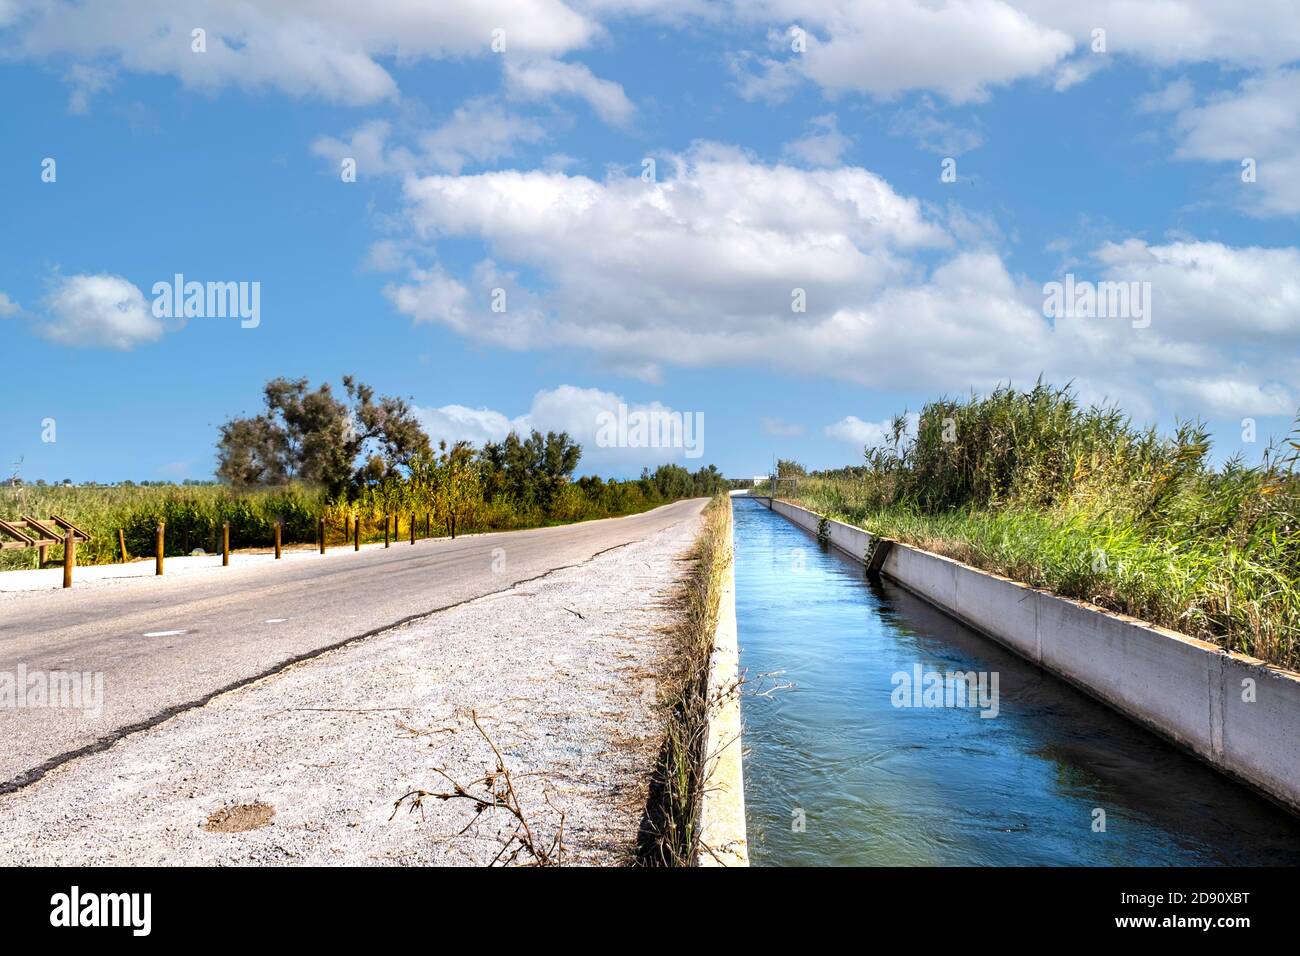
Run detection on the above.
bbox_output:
[274,522,282,559]
[118,528,128,562]
[222,522,230,566]
[384,516,391,548]
[38,544,47,567]
[353,518,360,551]
[425,513,430,537]
[319,517,326,555]
[410,512,416,545]
[155,523,165,576]
[62,529,74,589]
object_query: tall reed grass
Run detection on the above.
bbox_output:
[765,383,1300,669]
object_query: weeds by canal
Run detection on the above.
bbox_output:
[638,495,731,866]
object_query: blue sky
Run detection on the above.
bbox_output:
[2,1,1298,482]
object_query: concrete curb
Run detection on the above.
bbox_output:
[762,496,1300,815]
[697,499,748,866]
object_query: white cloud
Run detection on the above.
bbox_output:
[503,57,635,126]
[9,0,598,104]
[384,146,1300,421]
[416,385,706,470]
[312,102,548,178]
[36,274,165,350]
[825,412,918,447]
[0,291,20,316]
[734,0,1074,104]
[415,403,527,448]
[1015,0,1300,71]
[760,417,804,437]
[1091,239,1300,340]
[729,1,1300,108]
[781,113,850,167]
[889,99,984,155]
[64,63,114,114]
[1137,77,1195,114]
[383,265,471,332]
[1169,69,1300,217]
[1155,378,1295,418]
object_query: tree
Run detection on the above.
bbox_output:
[216,376,430,496]
[479,430,581,509]
[776,458,807,478]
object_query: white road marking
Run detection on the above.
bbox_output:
[264,618,287,624]
[142,630,186,638]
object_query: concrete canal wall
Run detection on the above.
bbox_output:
[762,497,1300,815]
[698,501,748,866]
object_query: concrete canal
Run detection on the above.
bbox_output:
[733,497,1300,865]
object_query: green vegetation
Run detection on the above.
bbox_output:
[640,494,731,866]
[760,382,1300,670]
[3,375,728,570]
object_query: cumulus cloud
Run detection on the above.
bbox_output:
[6,0,598,104]
[825,412,918,447]
[503,57,635,126]
[1090,239,1300,340]
[312,102,548,179]
[733,0,1073,103]
[1168,69,1300,217]
[36,273,165,349]
[1155,378,1295,418]
[416,385,707,471]
[781,113,851,167]
[382,145,1300,421]
[0,291,20,316]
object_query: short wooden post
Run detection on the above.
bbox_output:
[38,543,47,567]
[425,513,430,537]
[384,516,391,548]
[410,512,416,545]
[353,518,360,551]
[319,517,326,555]
[118,528,128,562]
[222,522,230,566]
[62,529,75,589]
[274,522,282,559]
[155,523,165,576]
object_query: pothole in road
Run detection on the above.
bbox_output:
[203,802,276,833]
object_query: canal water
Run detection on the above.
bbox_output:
[733,497,1300,866]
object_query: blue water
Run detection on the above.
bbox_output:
[733,498,1300,866]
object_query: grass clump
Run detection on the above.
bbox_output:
[638,494,731,866]
[762,382,1300,670]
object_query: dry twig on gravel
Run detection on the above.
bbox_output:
[390,710,566,866]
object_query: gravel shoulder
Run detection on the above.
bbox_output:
[0,511,701,865]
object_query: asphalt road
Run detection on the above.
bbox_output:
[0,498,706,791]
